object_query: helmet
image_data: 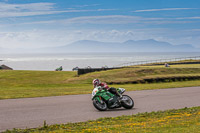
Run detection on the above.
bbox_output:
[92,79,101,87]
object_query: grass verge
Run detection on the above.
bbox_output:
[4,106,200,133]
[1,66,200,99]
[0,79,200,99]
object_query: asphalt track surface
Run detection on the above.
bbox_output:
[0,86,200,132]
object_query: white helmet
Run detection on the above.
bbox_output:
[92,79,100,87]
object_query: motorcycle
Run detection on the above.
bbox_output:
[92,87,134,111]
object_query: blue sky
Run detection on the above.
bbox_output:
[0,0,200,48]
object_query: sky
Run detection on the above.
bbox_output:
[0,0,200,49]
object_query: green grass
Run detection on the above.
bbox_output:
[1,79,200,99]
[66,63,200,84]
[140,63,200,68]
[4,106,200,133]
[1,63,200,99]
[1,63,200,132]
[141,59,200,66]
[0,70,76,86]
[112,80,200,91]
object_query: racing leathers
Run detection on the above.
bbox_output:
[97,82,122,98]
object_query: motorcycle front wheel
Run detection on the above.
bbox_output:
[121,95,134,109]
[93,98,107,111]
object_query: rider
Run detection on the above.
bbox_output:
[92,79,122,98]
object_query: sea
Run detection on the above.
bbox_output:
[0,52,200,71]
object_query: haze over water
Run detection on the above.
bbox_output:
[1,52,199,71]
[0,1,199,70]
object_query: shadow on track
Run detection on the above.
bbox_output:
[94,108,136,112]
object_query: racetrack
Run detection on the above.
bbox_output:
[0,86,200,132]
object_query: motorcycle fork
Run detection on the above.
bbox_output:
[99,96,103,104]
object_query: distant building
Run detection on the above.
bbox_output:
[0,64,13,70]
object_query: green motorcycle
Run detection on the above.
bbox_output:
[92,87,134,111]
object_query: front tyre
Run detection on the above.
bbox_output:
[93,98,107,111]
[121,95,134,109]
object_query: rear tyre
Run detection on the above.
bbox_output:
[121,95,134,109]
[93,98,107,111]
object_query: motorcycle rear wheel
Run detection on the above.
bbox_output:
[93,99,107,111]
[121,95,134,109]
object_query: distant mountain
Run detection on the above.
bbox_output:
[1,39,199,53]
[54,40,120,52]
[43,39,199,53]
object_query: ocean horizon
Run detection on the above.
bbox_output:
[0,52,200,71]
